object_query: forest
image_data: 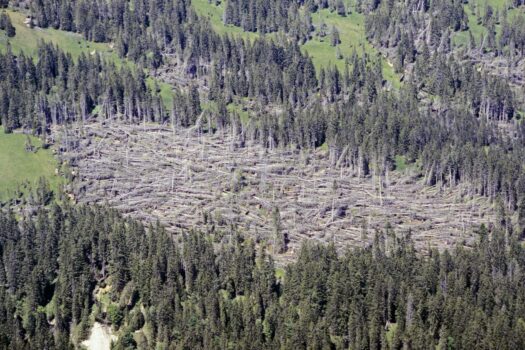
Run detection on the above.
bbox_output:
[0,0,525,348]
[0,189,524,349]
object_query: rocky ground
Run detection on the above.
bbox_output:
[81,322,116,350]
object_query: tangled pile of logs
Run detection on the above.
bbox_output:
[57,121,495,258]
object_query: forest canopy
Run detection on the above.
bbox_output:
[0,192,524,349]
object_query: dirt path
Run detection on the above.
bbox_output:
[81,322,116,350]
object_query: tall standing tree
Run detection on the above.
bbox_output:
[331,26,341,46]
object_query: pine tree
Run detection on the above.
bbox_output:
[272,206,286,253]
[0,12,15,37]
[330,26,341,46]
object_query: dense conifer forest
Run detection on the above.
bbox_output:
[1,0,525,348]
[1,189,525,349]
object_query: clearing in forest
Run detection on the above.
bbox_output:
[0,127,60,201]
[453,1,525,47]
[191,0,400,85]
[0,9,118,61]
[58,122,495,259]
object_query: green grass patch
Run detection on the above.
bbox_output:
[202,100,218,113]
[482,0,511,9]
[146,77,174,109]
[453,5,487,47]
[394,155,408,172]
[203,100,250,124]
[192,1,400,86]
[0,9,120,63]
[275,267,286,280]
[44,294,57,321]
[386,323,398,347]
[192,0,261,40]
[227,103,250,124]
[394,155,421,173]
[453,2,525,48]
[305,9,400,87]
[0,127,61,201]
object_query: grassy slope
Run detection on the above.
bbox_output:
[0,10,119,61]
[305,9,399,86]
[304,10,369,69]
[454,1,525,47]
[0,9,174,107]
[0,127,60,201]
[192,0,261,40]
[192,0,400,87]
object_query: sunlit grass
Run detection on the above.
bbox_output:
[191,1,400,87]
[0,127,61,201]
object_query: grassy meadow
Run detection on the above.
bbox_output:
[0,9,119,62]
[191,0,400,86]
[453,0,525,48]
[0,127,60,201]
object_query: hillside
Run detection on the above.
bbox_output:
[192,0,401,85]
[0,9,117,59]
[1,0,522,258]
[59,121,495,259]
[0,9,175,108]
[0,0,522,255]
[1,0,525,349]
